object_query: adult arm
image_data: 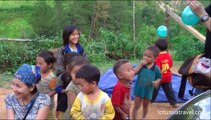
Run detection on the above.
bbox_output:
[36,94,51,119]
[5,94,15,119]
[189,1,211,31]
[6,108,15,119]
[36,106,50,119]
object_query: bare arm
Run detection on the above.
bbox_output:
[152,79,161,89]
[36,106,50,119]
[113,106,128,119]
[48,90,56,97]
[6,108,15,119]
[67,91,77,109]
[133,60,147,74]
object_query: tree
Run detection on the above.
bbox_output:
[133,0,136,57]
[52,0,69,34]
[108,1,132,33]
[29,1,56,37]
[90,1,111,38]
[66,1,95,37]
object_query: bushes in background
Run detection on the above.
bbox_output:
[0,27,204,72]
[0,36,61,72]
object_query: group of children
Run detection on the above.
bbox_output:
[6,24,177,120]
[34,50,115,119]
[34,39,177,120]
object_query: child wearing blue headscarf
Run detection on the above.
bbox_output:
[5,64,51,120]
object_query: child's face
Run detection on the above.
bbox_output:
[36,56,51,74]
[69,29,79,45]
[70,65,82,83]
[77,78,96,94]
[142,49,156,65]
[117,62,135,81]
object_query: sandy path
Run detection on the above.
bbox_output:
[0,88,13,119]
[0,89,180,119]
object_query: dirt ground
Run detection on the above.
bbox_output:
[0,88,181,119]
[0,67,182,119]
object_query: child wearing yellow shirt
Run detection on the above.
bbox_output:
[70,64,115,119]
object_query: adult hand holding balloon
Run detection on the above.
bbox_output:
[157,25,168,37]
[181,6,200,25]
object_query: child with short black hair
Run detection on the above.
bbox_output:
[112,59,135,120]
[132,45,162,120]
[36,50,57,119]
[71,64,115,119]
[62,56,88,119]
[151,38,177,107]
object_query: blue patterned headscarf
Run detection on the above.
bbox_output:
[14,64,41,85]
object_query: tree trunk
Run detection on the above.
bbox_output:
[133,0,136,58]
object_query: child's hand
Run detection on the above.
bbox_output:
[140,59,147,66]
[152,80,160,89]
[121,114,129,120]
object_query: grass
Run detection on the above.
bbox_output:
[173,61,183,67]
[0,3,34,38]
[0,1,36,9]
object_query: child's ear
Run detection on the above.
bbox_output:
[91,81,97,86]
[48,63,53,68]
[117,72,123,79]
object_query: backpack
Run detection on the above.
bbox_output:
[178,54,211,98]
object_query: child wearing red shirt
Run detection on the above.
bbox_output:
[111,59,135,120]
[151,38,177,107]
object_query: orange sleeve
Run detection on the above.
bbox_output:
[49,77,57,90]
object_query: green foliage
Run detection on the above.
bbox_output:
[79,34,108,63]
[0,42,28,71]
[0,1,207,73]
[0,72,12,88]
[26,36,61,64]
[0,36,61,72]
[136,24,157,58]
[0,5,34,38]
[66,1,95,36]
[52,1,69,32]
[29,1,56,36]
[171,35,204,60]
[98,28,134,60]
